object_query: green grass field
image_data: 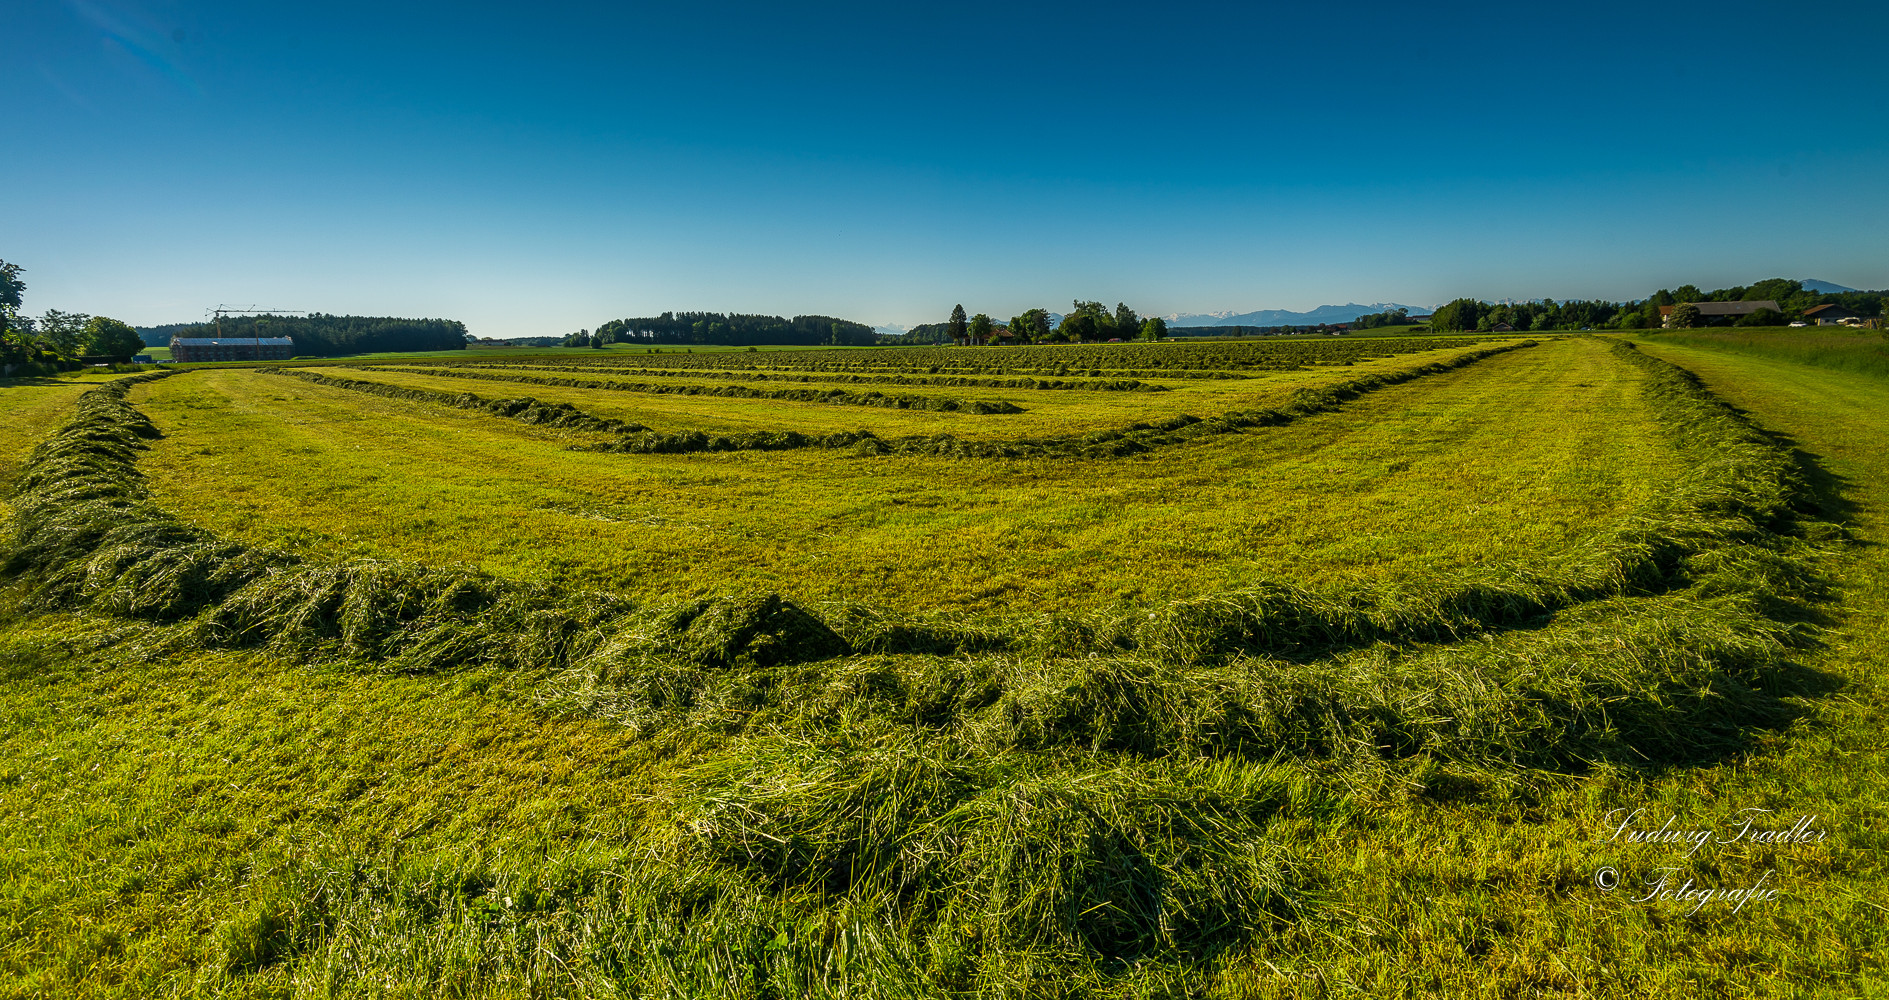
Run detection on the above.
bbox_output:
[130,340,1664,610]
[1,333,1884,997]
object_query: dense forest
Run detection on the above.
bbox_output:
[1431,278,1885,332]
[171,314,470,356]
[589,313,878,347]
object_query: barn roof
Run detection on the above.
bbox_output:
[171,337,296,346]
[1803,303,1855,317]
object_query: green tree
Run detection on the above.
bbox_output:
[1061,301,1113,342]
[0,260,22,334]
[1734,307,1784,327]
[1015,308,1050,343]
[38,310,91,358]
[1113,302,1139,336]
[1430,298,1485,332]
[1667,303,1703,329]
[1057,313,1096,342]
[1139,317,1167,341]
[1742,278,1803,306]
[0,260,30,363]
[84,316,143,358]
[968,313,992,345]
[1353,307,1410,330]
[947,304,968,345]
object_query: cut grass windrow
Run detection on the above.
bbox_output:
[348,364,1030,414]
[256,367,652,435]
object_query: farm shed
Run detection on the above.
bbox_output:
[170,336,295,362]
[1658,300,1781,328]
[1802,304,1861,326]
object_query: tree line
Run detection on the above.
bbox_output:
[1,260,145,370]
[1430,278,1884,332]
[3,258,471,367]
[586,313,879,348]
[1351,308,1410,330]
[174,314,470,355]
[910,301,1169,346]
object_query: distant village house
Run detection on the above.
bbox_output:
[169,336,295,362]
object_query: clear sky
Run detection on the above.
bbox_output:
[8,0,1887,336]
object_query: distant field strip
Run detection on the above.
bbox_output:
[585,342,1536,458]
[376,362,1172,391]
[277,340,1526,442]
[136,339,1680,610]
[284,342,1533,459]
[439,336,1503,375]
[343,364,1031,413]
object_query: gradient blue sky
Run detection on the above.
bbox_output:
[9,1,1887,336]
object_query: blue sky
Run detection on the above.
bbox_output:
[8,1,1887,336]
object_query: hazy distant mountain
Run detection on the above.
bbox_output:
[873,324,909,337]
[1165,303,1428,328]
[1800,278,1860,294]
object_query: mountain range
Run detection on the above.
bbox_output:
[1164,303,1429,328]
[1800,278,1860,294]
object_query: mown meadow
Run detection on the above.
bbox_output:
[0,333,1884,997]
